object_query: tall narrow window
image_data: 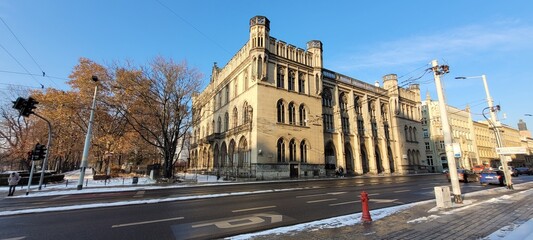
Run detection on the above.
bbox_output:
[288,102,296,125]
[217,117,222,133]
[298,73,305,94]
[243,102,249,123]
[322,88,332,107]
[300,140,307,163]
[288,70,295,91]
[257,56,263,79]
[277,138,286,163]
[277,100,285,123]
[225,86,229,104]
[277,67,285,88]
[232,107,238,128]
[224,112,229,132]
[299,104,307,126]
[289,139,297,162]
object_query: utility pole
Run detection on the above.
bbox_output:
[77,76,99,190]
[431,60,462,203]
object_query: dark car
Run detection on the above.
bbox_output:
[446,169,479,183]
[480,170,506,186]
[515,167,532,175]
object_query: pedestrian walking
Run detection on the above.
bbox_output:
[8,172,20,196]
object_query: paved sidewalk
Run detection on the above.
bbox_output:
[246,182,533,240]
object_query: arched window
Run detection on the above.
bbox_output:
[225,86,229,105]
[277,138,286,163]
[354,95,362,115]
[300,140,307,163]
[409,126,413,142]
[322,88,332,107]
[299,104,307,126]
[413,127,417,142]
[243,102,249,123]
[233,107,238,128]
[339,93,347,111]
[288,102,296,125]
[289,139,297,162]
[257,56,263,79]
[298,73,305,94]
[288,70,295,91]
[277,67,285,88]
[404,125,409,141]
[217,117,222,133]
[277,99,285,123]
[211,120,215,134]
[224,112,229,131]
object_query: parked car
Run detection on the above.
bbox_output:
[480,170,506,186]
[515,167,532,175]
[472,165,487,174]
[446,169,479,183]
[498,166,519,177]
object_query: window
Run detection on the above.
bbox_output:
[439,141,445,149]
[300,140,307,163]
[225,86,229,104]
[357,119,365,136]
[288,102,296,125]
[277,100,285,123]
[243,102,249,123]
[289,139,296,162]
[427,155,434,166]
[413,127,417,142]
[322,88,332,107]
[298,73,305,94]
[339,93,347,111]
[217,117,222,133]
[224,112,229,131]
[299,104,307,126]
[423,129,429,138]
[288,70,295,91]
[323,114,334,131]
[342,116,350,133]
[232,107,238,128]
[425,142,431,151]
[277,67,285,88]
[277,138,286,163]
[404,126,409,141]
[218,92,222,109]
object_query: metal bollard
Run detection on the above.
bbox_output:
[85,179,88,187]
[361,191,372,222]
[66,179,69,187]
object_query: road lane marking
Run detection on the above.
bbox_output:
[111,216,184,228]
[192,213,282,229]
[329,200,360,206]
[51,195,69,200]
[421,187,435,190]
[1,237,26,240]
[296,192,346,198]
[370,198,399,203]
[306,198,337,203]
[368,193,380,196]
[133,191,145,198]
[393,190,410,193]
[232,206,276,213]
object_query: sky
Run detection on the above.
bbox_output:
[1,0,532,131]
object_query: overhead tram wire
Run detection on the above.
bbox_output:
[0,42,42,87]
[0,70,69,81]
[0,16,61,89]
[154,0,231,55]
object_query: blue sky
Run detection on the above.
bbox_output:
[1,0,532,131]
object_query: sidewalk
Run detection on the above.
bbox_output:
[238,182,533,240]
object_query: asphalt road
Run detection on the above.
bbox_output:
[1,174,531,240]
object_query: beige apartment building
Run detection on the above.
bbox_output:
[421,95,479,172]
[190,16,427,179]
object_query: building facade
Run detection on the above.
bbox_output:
[190,16,426,179]
[421,95,479,172]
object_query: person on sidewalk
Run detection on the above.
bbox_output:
[8,172,21,196]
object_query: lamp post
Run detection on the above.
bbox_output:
[77,76,99,190]
[456,74,513,189]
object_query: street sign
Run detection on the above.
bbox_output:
[496,147,527,155]
[453,143,461,158]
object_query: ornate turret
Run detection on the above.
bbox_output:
[249,16,270,49]
[306,40,323,68]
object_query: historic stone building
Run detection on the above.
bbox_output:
[421,95,479,172]
[190,16,426,179]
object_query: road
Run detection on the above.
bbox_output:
[1,174,531,240]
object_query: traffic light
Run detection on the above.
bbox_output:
[12,97,27,111]
[21,97,39,117]
[38,144,47,160]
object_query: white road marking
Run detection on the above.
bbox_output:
[329,200,360,206]
[133,191,145,198]
[51,195,69,200]
[368,193,380,196]
[232,206,276,213]
[393,190,411,193]
[296,192,346,198]
[421,187,435,190]
[111,216,184,228]
[306,198,337,203]
[370,198,399,203]
[192,213,282,229]
[1,237,26,240]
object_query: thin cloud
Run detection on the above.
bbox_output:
[331,23,533,71]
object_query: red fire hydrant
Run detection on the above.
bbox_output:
[361,191,372,222]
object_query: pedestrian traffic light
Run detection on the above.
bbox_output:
[21,97,39,117]
[31,143,46,161]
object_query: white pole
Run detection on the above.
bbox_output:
[431,60,462,203]
[77,84,98,190]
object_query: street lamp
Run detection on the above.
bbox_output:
[77,75,99,190]
[456,74,513,189]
